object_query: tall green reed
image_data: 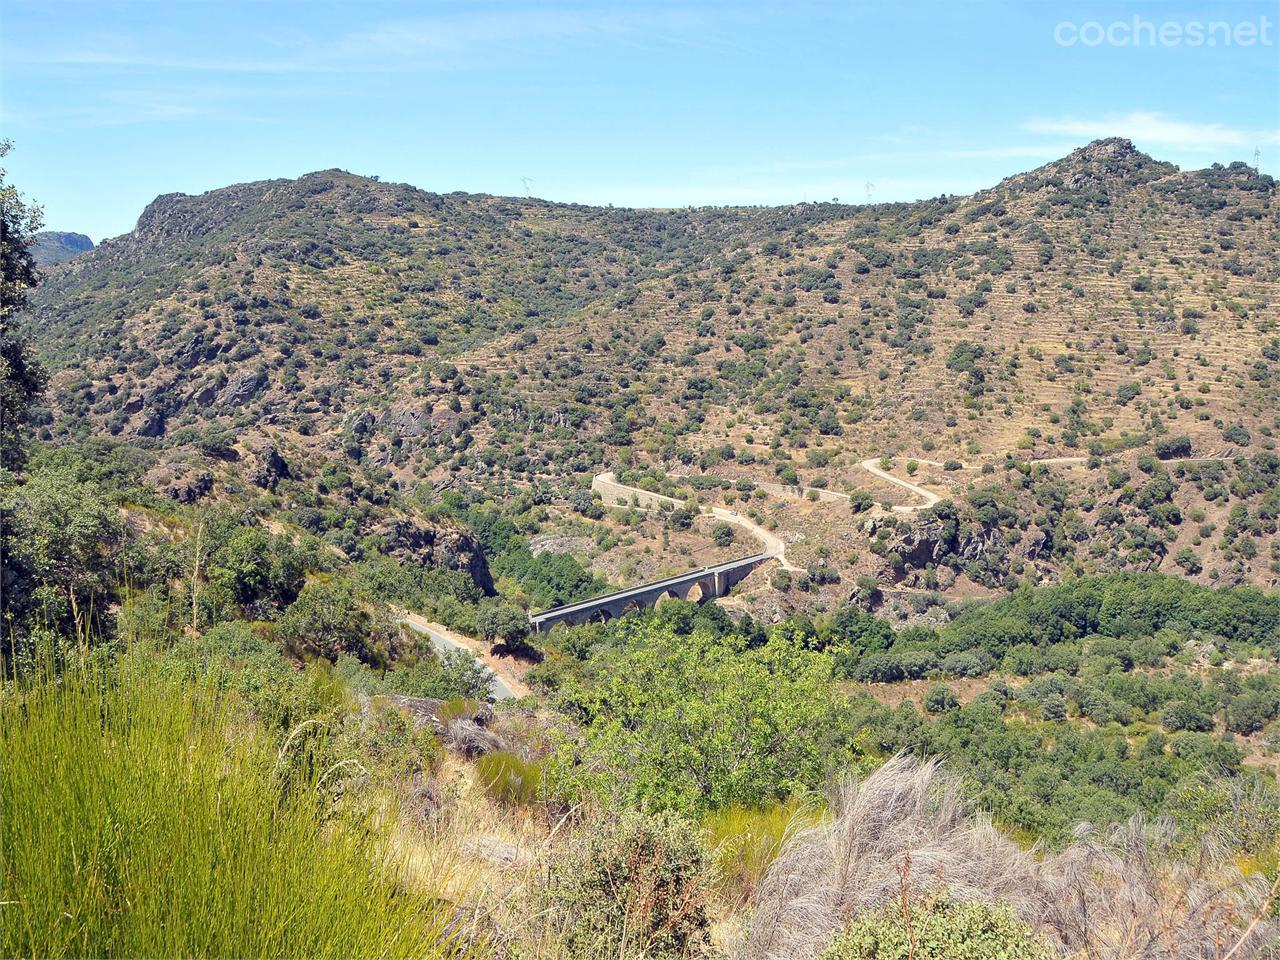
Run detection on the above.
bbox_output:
[0,644,463,958]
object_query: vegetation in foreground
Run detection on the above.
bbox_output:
[0,645,460,959]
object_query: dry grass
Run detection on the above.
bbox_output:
[1039,816,1276,960]
[738,755,1042,960]
[738,755,1277,960]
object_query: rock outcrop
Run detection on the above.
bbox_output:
[371,517,494,593]
[244,441,289,489]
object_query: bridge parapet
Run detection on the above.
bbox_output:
[528,553,769,633]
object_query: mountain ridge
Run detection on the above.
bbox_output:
[24,139,1280,600]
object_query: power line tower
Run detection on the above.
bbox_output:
[1254,147,1261,170]
[864,181,875,204]
[520,176,533,197]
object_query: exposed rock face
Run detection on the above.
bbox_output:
[378,406,432,437]
[372,517,494,593]
[190,380,221,407]
[217,372,265,408]
[872,513,1017,566]
[173,334,224,370]
[137,408,167,438]
[530,534,591,556]
[343,408,376,438]
[246,440,290,490]
[145,460,214,503]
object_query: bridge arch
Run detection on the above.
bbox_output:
[528,552,770,634]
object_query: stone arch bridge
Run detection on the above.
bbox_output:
[528,553,771,634]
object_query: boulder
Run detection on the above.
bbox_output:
[137,408,166,438]
[378,406,432,438]
[190,380,221,407]
[145,460,214,503]
[343,408,375,436]
[246,440,290,489]
[217,371,265,407]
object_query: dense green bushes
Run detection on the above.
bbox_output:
[940,573,1280,655]
[537,580,1280,848]
[275,578,400,664]
[549,619,867,812]
[819,897,1053,960]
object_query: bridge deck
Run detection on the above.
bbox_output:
[528,553,770,624]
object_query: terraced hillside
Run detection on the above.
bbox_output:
[25,139,1280,603]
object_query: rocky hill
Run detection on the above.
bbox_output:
[23,140,1280,599]
[30,230,93,267]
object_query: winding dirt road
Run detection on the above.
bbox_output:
[592,472,796,569]
[858,458,943,513]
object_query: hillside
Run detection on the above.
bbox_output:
[30,230,93,267]
[24,140,1280,602]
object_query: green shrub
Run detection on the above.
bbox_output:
[275,578,398,666]
[924,683,960,713]
[438,695,487,723]
[818,896,1053,960]
[546,809,713,959]
[334,697,442,785]
[552,629,863,811]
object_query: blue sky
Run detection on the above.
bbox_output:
[3,0,1278,240]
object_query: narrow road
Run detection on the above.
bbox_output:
[857,453,1237,512]
[859,458,942,513]
[397,611,529,701]
[593,472,795,569]
[709,505,797,570]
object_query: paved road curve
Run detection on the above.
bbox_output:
[398,613,523,701]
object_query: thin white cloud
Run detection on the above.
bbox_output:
[695,144,1079,179]
[12,3,740,75]
[3,89,270,130]
[20,51,312,74]
[1025,111,1280,151]
[338,6,713,58]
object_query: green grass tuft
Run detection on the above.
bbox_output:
[0,648,461,958]
[474,750,542,806]
[703,798,823,906]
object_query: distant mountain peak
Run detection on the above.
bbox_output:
[997,138,1178,197]
[31,231,94,268]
